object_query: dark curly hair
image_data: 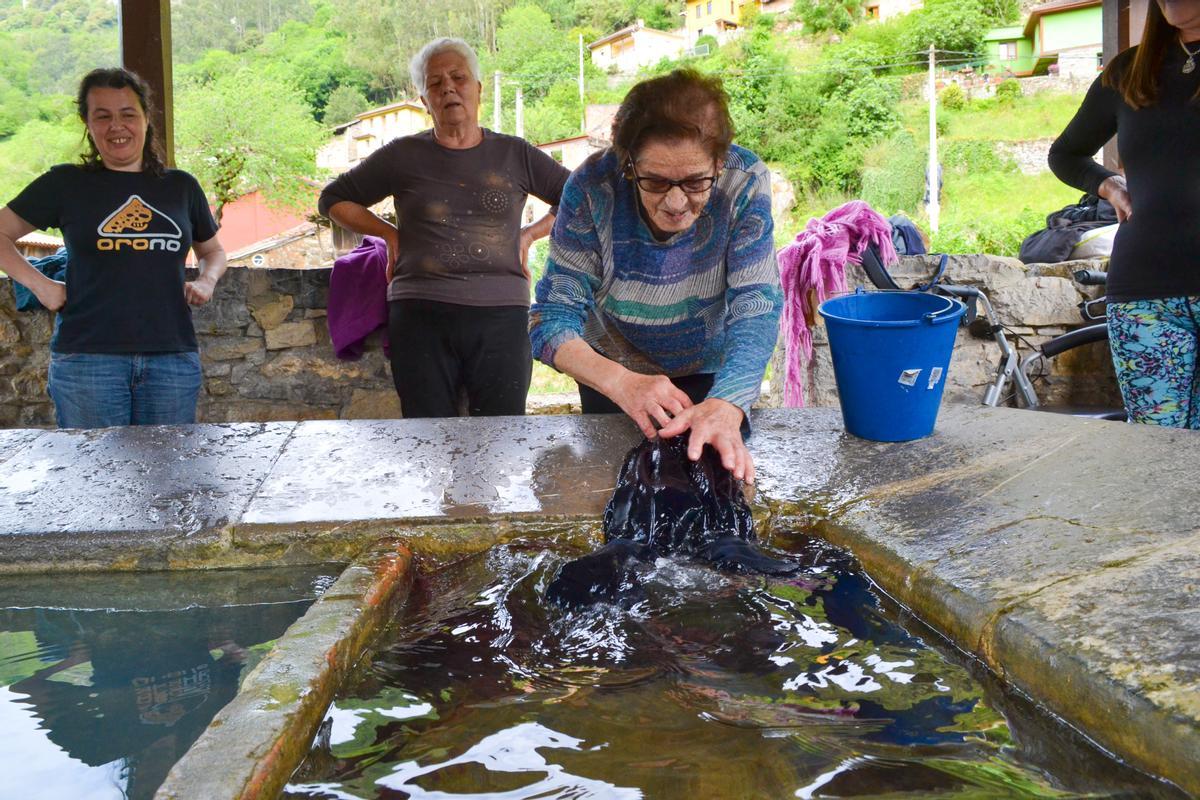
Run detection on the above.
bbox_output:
[76,67,166,176]
[611,68,735,169]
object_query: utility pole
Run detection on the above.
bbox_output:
[493,71,502,132]
[516,86,524,140]
[578,33,586,133]
[927,44,940,234]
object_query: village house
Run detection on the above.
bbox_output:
[14,231,63,260]
[984,0,1103,78]
[316,100,432,174]
[588,20,687,74]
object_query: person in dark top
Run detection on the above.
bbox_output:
[1048,0,1200,428]
[0,68,226,428]
[318,37,570,418]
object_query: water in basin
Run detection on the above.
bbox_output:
[0,564,341,800]
[286,537,1180,799]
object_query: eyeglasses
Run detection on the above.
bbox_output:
[628,162,717,194]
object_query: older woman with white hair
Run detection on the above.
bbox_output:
[319,38,569,417]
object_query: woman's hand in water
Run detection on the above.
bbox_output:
[658,398,753,484]
[610,371,693,439]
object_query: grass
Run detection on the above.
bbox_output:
[530,360,576,395]
[899,89,1086,144]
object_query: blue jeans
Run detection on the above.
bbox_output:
[47,351,202,428]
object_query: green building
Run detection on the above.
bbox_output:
[983,0,1102,77]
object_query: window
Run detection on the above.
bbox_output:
[865,4,880,19]
[707,1,713,14]
[999,41,1017,60]
[695,3,700,17]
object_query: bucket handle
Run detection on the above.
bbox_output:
[924,298,965,325]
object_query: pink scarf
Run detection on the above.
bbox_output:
[777,201,898,406]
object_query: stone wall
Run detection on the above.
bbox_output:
[0,285,53,427]
[0,266,400,427]
[1,254,1123,428]
[762,253,1121,412]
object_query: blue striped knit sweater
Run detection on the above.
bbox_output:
[529,145,782,414]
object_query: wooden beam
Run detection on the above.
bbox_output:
[120,0,173,166]
[1101,0,1126,169]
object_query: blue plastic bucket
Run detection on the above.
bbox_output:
[818,289,966,442]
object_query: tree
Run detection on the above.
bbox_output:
[171,0,316,62]
[0,119,83,205]
[795,0,865,35]
[524,80,584,143]
[253,11,374,120]
[175,71,325,221]
[899,0,989,55]
[323,84,370,126]
[493,5,577,101]
[330,0,503,95]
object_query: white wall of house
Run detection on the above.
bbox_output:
[317,102,431,174]
[863,0,923,22]
[1055,45,1102,79]
[590,22,686,73]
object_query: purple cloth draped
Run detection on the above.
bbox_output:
[328,236,390,360]
[776,201,898,407]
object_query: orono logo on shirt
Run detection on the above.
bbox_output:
[95,195,183,252]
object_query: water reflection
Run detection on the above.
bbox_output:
[0,600,314,799]
[287,539,1178,799]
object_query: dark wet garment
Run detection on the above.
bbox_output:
[547,435,797,608]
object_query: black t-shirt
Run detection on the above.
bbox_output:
[318,129,569,308]
[8,164,219,353]
[1048,45,1200,303]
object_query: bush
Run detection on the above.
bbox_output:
[844,77,900,139]
[694,34,719,57]
[930,207,1044,257]
[322,84,369,126]
[860,132,927,214]
[940,82,965,110]
[995,78,1021,102]
[794,0,864,34]
[940,139,1013,174]
[899,0,989,55]
[799,112,868,193]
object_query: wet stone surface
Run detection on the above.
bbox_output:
[0,406,1195,794]
[0,423,295,547]
[0,428,45,468]
[242,416,641,526]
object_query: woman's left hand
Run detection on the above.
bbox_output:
[657,398,754,484]
[184,275,217,305]
[519,226,534,279]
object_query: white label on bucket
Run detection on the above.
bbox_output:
[898,369,921,387]
[927,367,943,390]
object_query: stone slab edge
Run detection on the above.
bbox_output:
[806,512,1197,796]
[0,514,606,576]
[154,541,415,800]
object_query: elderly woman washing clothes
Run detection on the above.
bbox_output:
[319,38,569,417]
[529,68,782,483]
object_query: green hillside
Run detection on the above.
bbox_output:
[0,0,1091,258]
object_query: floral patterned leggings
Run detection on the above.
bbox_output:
[1107,296,1200,428]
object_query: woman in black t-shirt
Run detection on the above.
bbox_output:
[0,68,227,428]
[1049,1,1200,428]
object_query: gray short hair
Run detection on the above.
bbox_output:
[409,38,482,98]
